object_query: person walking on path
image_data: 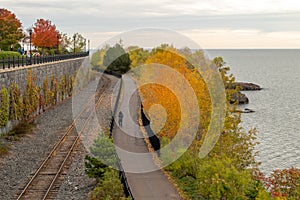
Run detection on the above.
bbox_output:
[118,111,123,127]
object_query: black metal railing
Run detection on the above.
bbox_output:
[141,105,161,156]
[109,76,134,199]
[0,52,89,70]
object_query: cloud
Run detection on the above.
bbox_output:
[183,29,300,49]
[81,28,300,49]
[2,0,300,48]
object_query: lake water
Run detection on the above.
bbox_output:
[207,49,300,174]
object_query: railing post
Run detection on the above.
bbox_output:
[1,58,4,69]
[12,56,15,68]
[8,57,10,69]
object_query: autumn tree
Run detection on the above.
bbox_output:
[266,167,300,199]
[127,46,150,69]
[32,19,60,52]
[133,45,264,199]
[136,46,211,139]
[0,8,24,51]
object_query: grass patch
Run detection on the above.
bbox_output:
[4,121,34,141]
[0,141,9,157]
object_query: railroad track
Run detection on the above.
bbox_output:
[16,76,111,200]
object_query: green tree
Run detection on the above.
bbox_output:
[89,134,118,168]
[59,33,72,53]
[85,155,108,180]
[213,57,235,87]
[91,45,110,71]
[0,9,24,51]
[103,43,131,74]
[71,33,86,53]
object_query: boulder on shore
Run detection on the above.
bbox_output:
[228,82,262,91]
[235,108,255,113]
[230,91,249,104]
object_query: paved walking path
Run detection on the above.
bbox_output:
[113,74,181,200]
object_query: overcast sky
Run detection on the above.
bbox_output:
[2,0,300,49]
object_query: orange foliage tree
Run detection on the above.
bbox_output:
[135,46,211,140]
[0,8,24,51]
[32,19,60,50]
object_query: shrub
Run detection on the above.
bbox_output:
[195,157,262,199]
[22,70,39,119]
[9,83,23,120]
[90,168,130,200]
[50,75,58,105]
[5,121,34,140]
[0,51,22,59]
[43,76,51,107]
[0,87,9,127]
[89,134,118,168]
[85,155,108,180]
[267,167,300,199]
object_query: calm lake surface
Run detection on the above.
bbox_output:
[207,49,300,174]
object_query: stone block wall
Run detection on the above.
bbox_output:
[0,57,86,134]
[0,57,85,93]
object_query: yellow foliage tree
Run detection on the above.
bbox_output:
[136,46,211,140]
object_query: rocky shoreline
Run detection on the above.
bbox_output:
[229,82,261,104]
[228,82,262,91]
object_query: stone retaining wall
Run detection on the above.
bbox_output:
[0,57,85,93]
[0,57,87,134]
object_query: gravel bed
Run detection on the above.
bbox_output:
[55,74,119,200]
[0,74,118,200]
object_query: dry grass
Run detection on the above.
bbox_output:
[4,121,34,141]
[0,141,9,157]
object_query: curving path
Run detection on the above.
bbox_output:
[113,74,181,200]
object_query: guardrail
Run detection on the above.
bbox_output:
[0,52,89,70]
[109,75,134,200]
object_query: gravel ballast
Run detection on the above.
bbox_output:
[0,74,119,200]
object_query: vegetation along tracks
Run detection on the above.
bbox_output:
[16,76,111,200]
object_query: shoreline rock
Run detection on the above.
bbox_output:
[229,82,261,104]
[228,82,262,91]
[230,91,249,104]
[235,108,255,113]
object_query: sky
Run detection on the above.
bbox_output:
[2,0,300,49]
